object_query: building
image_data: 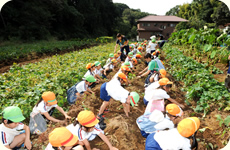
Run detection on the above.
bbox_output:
[137,15,188,40]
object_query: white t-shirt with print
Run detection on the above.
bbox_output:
[154,128,191,150]
[0,123,24,146]
[32,101,57,115]
[149,43,157,51]
[106,79,129,103]
[66,124,102,141]
[76,81,87,94]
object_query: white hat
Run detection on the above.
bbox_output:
[149,110,164,123]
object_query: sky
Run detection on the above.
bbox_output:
[112,0,193,15]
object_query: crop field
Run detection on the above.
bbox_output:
[1,29,230,149]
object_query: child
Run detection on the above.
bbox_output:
[83,63,100,83]
[94,61,106,79]
[125,52,134,68]
[0,106,32,149]
[113,65,131,85]
[145,69,166,88]
[31,92,71,124]
[144,78,184,111]
[106,53,114,65]
[132,58,138,66]
[138,53,159,79]
[148,39,158,54]
[145,117,200,150]
[45,127,83,150]
[66,110,118,150]
[136,104,183,138]
[135,54,142,62]
[116,51,122,62]
[103,59,117,76]
[98,73,140,118]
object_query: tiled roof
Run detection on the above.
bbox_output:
[137,15,188,22]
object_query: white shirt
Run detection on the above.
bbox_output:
[106,58,112,65]
[45,143,56,150]
[103,63,114,70]
[144,82,170,101]
[76,81,87,93]
[106,79,129,103]
[113,70,122,79]
[83,70,94,79]
[94,68,103,76]
[66,124,102,141]
[154,128,191,150]
[32,101,57,115]
[0,123,24,145]
[149,43,157,51]
[154,115,174,131]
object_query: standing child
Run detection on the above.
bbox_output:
[66,110,118,150]
[30,92,71,126]
[45,127,83,150]
[98,73,140,118]
[0,106,32,150]
[145,117,200,150]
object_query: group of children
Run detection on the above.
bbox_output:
[0,35,200,150]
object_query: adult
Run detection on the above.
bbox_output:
[114,33,130,61]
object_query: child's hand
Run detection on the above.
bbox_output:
[110,147,119,150]
[24,139,32,150]
[65,115,71,119]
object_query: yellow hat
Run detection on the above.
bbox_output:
[118,72,127,82]
[132,58,137,64]
[177,117,200,137]
[42,91,57,105]
[77,110,99,127]
[49,127,78,147]
[159,69,166,77]
[166,104,183,116]
[111,59,117,63]
[159,78,173,86]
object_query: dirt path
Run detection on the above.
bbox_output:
[0,44,98,73]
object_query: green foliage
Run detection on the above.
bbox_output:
[0,38,111,62]
[166,0,230,28]
[0,43,114,119]
[216,115,230,127]
[164,44,230,114]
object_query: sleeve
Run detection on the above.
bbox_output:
[161,90,170,99]
[93,125,103,135]
[1,131,9,145]
[37,102,47,113]
[116,39,119,44]
[78,128,87,141]
[123,36,128,41]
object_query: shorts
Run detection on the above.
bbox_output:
[145,133,161,150]
[100,83,111,101]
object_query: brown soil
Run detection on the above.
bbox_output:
[23,53,229,149]
[0,44,98,73]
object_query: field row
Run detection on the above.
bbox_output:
[0,43,114,118]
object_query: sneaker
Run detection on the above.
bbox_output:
[97,114,104,120]
[103,108,110,114]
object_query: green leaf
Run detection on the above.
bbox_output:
[224,116,230,126]
[210,51,216,59]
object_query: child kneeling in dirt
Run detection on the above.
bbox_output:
[136,104,183,138]
[67,75,96,105]
[98,73,140,119]
[94,61,107,79]
[30,91,71,134]
[145,117,200,150]
[45,127,84,150]
[84,63,100,84]
[66,110,118,150]
[0,106,32,150]
[103,59,117,76]
[113,65,131,85]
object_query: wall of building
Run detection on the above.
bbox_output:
[137,22,179,40]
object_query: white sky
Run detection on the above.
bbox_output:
[112,0,193,15]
